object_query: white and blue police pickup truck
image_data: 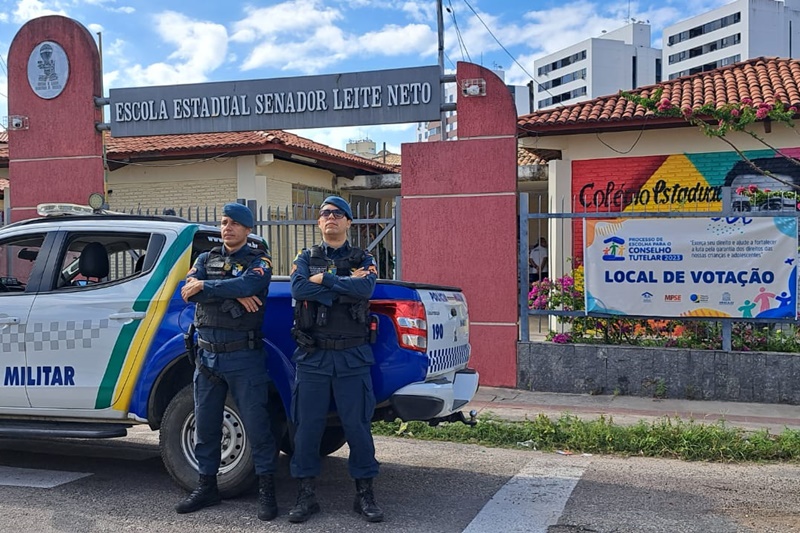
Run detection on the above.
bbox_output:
[0,204,479,496]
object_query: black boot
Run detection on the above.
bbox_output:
[287,478,320,523]
[257,474,278,521]
[175,474,221,514]
[353,478,384,522]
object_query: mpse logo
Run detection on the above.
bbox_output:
[664,294,682,302]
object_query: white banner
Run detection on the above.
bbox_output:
[584,217,798,318]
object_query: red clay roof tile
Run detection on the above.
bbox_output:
[105,130,397,173]
[518,57,800,137]
[0,129,398,174]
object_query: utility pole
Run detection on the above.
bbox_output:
[437,0,446,138]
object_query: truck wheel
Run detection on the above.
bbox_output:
[160,384,255,499]
[279,423,347,456]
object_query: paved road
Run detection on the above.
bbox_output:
[1,427,799,532]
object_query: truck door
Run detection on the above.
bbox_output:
[24,229,169,410]
[0,231,50,408]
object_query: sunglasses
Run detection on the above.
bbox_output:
[319,209,347,219]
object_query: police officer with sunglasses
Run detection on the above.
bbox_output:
[287,195,384,523]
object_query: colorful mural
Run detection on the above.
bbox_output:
[571,148,800,258]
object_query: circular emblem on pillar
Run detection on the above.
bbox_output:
[27,41,70,99]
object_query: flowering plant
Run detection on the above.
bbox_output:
[619,90,797,139]
[528,265,584,315]
[735,184,800,210]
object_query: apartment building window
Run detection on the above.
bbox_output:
[537,50,587,76]
[666,12,741,46]
[656,58,662,83]
[538,86,587,108]
[538,68,587,91]
[668,33,740,64]
[668,54,741,79]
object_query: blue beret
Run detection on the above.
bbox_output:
[321,195,353,220]
[223,202,254,228]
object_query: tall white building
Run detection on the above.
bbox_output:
[415,69,531,142]
[532,22,661,111]
[663,0,800,80]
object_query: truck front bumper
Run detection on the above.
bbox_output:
[389,368,479,421]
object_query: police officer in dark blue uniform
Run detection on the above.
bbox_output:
[176,202,279,521]
[288,196,384,523]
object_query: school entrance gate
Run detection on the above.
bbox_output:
[6,15,519,386]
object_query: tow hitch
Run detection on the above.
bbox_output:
[428,409,478,427]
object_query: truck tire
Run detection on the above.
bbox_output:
[279,423,347,456]
[160,384,255,499]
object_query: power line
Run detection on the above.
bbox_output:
[460,0,564,108]
[447,0,472,63]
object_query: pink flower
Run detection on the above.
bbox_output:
[748,184,758,193]
[790,106,798,113]
[756,108,769,120]
[763,188,771,193]
[730,108,740,117]
[552,333,571,344]
[735,186,745,194]
[742,97,753,105]
[681,107,693,116]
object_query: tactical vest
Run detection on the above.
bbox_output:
[297,244,370,341]
[195,246,265,332]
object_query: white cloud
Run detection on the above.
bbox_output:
[231,0,342,42]
[290,123,415,153]
[231,0,347,72]
[231,0,443,72]
[238,25,349,73]
[13,0,68,24]
[0,12,8,23]
[87,22,103,34]
[109,12,228,87]
[401,1,436,23]
[357,23,436,56]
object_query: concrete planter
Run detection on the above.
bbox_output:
[517,341,800,405]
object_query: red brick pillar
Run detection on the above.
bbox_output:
[7,15,104,221]
[401,62,518,387]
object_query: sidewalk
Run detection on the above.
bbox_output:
[467,386,800,434]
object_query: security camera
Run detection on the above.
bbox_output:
[11,117,22,129]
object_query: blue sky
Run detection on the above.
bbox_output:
[0,0,732,152]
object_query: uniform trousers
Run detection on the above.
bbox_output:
[193,347,277,476]
[290,348,379,480]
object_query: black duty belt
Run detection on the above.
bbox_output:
[198,337,256,353]
[313,336,369,350]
